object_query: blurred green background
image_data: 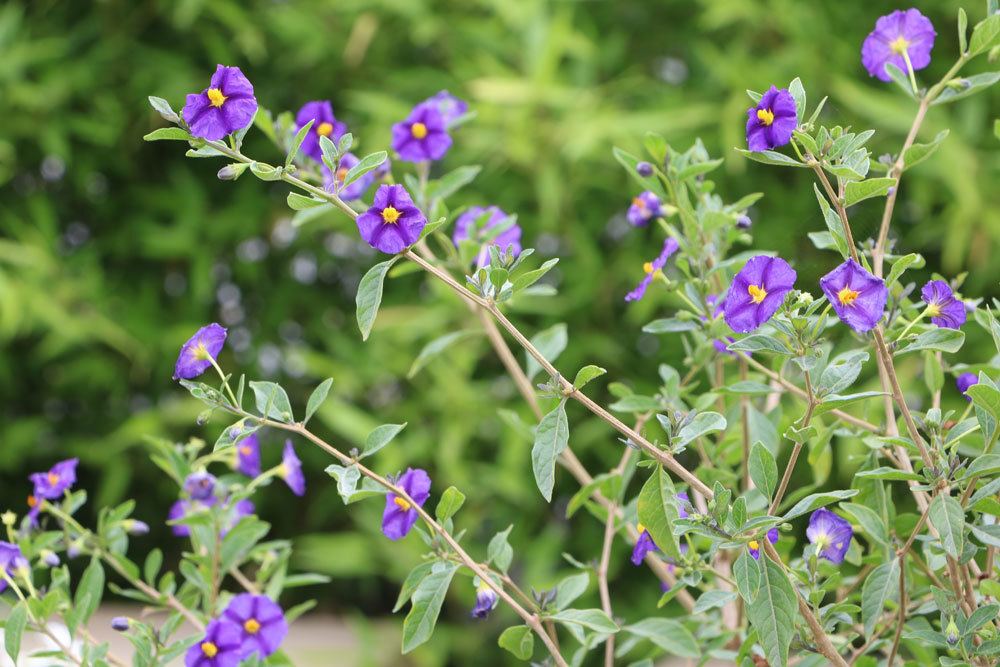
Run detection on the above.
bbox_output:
[1,0,998,663]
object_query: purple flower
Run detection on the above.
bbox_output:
[382,468,431,540]
[452,206,522,268]
[922,280,966,329]
[636,162,654,177]
[173,323,227,380]
[182,66,258,141]
[957,372,979,401]
[722,255,797,333]
[222,593,288,658]
[0,542,29,593]
[471,582,499,619]
[222,499,255,536]
[391,102,452,163]
[185,619,244,667]
[30,458,79,500]
[294,101,347,163]
[168,500,193,537]
[820,259,888,333]
[111,617,130,632]
[861,9,936,82]
[625,238,680,303]
[184,471,218,502]
[627,191,663,227]
[806,508,853,564]
[676,492,691,519]
[235,433,261,478]
[736,215,752,229]
[631,524,659,565]
[422,90,468,127]
[357,184,427,254]
[279,441,305,497]
[748,527,779,560]
[26,494,40,527]
[323,152,374,202]
[745,86,797,152]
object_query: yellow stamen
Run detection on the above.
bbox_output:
[636,523,646,535]
[206,88,226,108]
[381,206,401,224]
[926,303,941,317]
[244,618,261,634]
[890,36,910,55]
[27,495,37,508]
[756,108,775,126]
[393,496,412,511]
[192,342,211,361]
[47,472,59,486]
[336,167,349,182]
[632,196,646,209]
[748,540,759,551]
[747,284,767,304]
[239,446,252,457]
[317,122,334,137]
[201,642,219,658]
[837,287,860,306]
[410,122,428,139]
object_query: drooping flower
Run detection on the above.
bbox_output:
[820,259,888,333]
[631,524,659,565]
[382,468,431,540]
[30,458,79,500]
[356,184,427,254]
[222,593,288,658]
[861,9,936,82]
[471,581,500,619]
[391,103,452,163]
[182,65,258,141]
[323,153,375,202]
[627,191,663,227]
[422,90,468,127]
[921,280,966,329]
[957,372,979,401]
[748,527,780,560]
[806,508,853,564]
[625,237,680,303]
[294,100,347,163]
[235,433,262,478]
[173,323,228,380]
[452,206,522,268]
[184,619,244,667]
[721,255,797,333]
[279,441,305,497]
[0,542,29,593]
[745,86,797,152]
[184,471,218,502]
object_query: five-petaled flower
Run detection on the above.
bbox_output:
[30,458,79,501]
[820,259,888,333]
[235,432,262,478]
[806,508,853,564]
[279,441,306,497]
[323,152,375,202]
[182,66,258,141]
[184,471,217,502]
[861,9,936,82]
[382,468,431,540]
[422,90,468,127]
[721,255,797,333]
[452,205,522,268]
[295,100,347,163]
[356,184,428,254]
[391,103,452,162]
[0,541,29,593]
[627,191,663,227]
[921,280,966,329]
[625,238,680,303]
[748,527,779,560]
[471,581,500,619]
[956,372,979,401]
[222,593,288,658]
[184,619,244,667]
[174,324,228,381]
[745,86,797,152]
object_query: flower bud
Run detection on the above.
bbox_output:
[125,520,150,536]
[111,617,130,632]
[67,540,83,559]
[217,163,249,181]
[797,291,814,305]
[736,214,752,229]
[636,161,654,177]
[183,471,217,501]
[1,511,16,527]
[41,550,60,567]
[945,618,960,645]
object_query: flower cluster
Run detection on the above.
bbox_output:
[186,594,288,667]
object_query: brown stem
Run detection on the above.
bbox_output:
[769,372,816,514]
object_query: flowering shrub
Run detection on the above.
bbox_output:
[3,4,1000,666]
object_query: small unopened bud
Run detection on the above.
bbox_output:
[886,186,896,196]
[736,214,752,229]
[945,618,960,645]
[1,511,16,527]
[797,291,814,305]
[41,550,60,567]
[217,163,248,181]
[636,161,654,177]
[67,540,83,559]
[111,617,130,632]
[125,520,150,536]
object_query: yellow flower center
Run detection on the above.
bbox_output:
[336,167,349,182]
[317,122,334,137]
[27,495,37,508]
[244,618,261,634]
[381,206,401,224]
[636,523,646,535]
[393,496,412,511]
[192,342,211,361]
[837,287,860,306]
[890,36,910,55]
[632,196,646,209]
[756,108,775,126]
[206,88,226,108]
[813,531,829,549]
[748,540,759,551]
[239,445,252,457]
[747,284,767,304]
[926,303,941,317]
[410,122,428,139]
[47,472,60,486]
[201,642,219,658]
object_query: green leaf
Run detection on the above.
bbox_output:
[144,548,163,585]
[74,557,105,628]
[143,127,192,142]
[249,381,294,422]
[749,442,778,500]
[842,503,889,548]
[903,130,949,171]
[727,334,794,355]
[693,590,738,613]
[220,516,270,571]
[674,412,727,447]
[304,378,333,425]
[363,423,407,458]
[788,77,807,120]
[249,161,283,181]
[885,252,925,288]
[813,391,886,415]
[428,165,482,201]
[643,318,699,333]
[930,494,966,559]
[356,258,399,341]
[554,572,590,611]
[862,559,900,635]
[573,365,607,390]
[896,328,965,355]
[435,486,466,522]
[736,148,804,167]
[966,604,999,636]
[816,350,869,396]
[148,96,179,123]
[964,454,1000,479]
[394,561,435,613]
[548,608,619,633]
[407,330,478,378]
[934,72,1000,105]
[512,258,559,292]
[782,490,858,521]
[488,526,514,574]
[285,119,314,168]
[525,322,567,381]
[959,8,969,53]
[343,151,388,187]
[4,602,27,662]
[733,551,761,602]
[720,380,779,396]
[402,563,459,653]
[844,178,896,207]
[624,618,700,658]
[676,158,723,181]
[532,402,569,501]
[636,467,683,560]
[498,625,534,660]
[746,557,797,667]
[968,383,1000,421]
[813,183,850,257]
[969,14,1000,55]
[286,192,325,210]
